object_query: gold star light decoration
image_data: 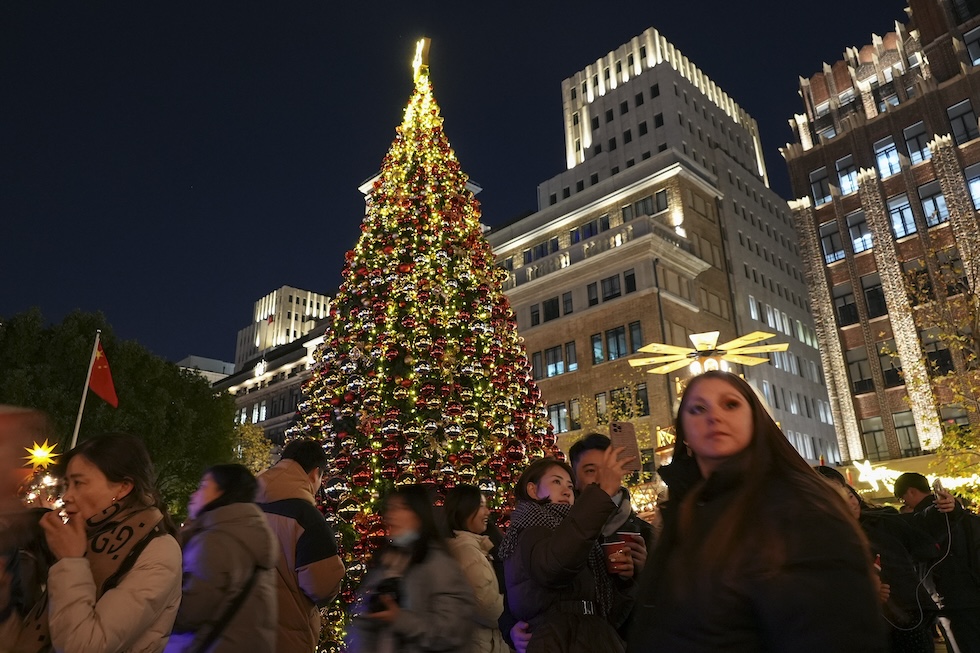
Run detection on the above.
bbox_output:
[24,439,59,471]
[629,330,789,375]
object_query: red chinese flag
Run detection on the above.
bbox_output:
[90,343,119,407]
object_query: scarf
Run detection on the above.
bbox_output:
[498,500,614,617]
[14,502,166,653]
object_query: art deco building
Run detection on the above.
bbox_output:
[489,28,838,463]
[782,0,980,462]
[234,285,331,369]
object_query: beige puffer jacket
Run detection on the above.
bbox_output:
[446,531,509,653]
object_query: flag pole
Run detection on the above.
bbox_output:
[70,330,101,450]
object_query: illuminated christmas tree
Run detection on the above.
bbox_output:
[292,39,557,649]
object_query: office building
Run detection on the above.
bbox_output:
[234,285,331,369]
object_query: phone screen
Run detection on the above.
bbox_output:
[609,422,642,472]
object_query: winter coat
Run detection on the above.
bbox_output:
[164,502,279,653]
[446,531,508,653]
[47,535,182,653]
[347,542,476,653]
[503,486,632,653]
[256,460,345,653]
[904,494,980,609]
[629,461,886,653]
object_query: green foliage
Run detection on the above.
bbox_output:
[0,308,237,518]
[934,423,980,506]
[233,420,273,475]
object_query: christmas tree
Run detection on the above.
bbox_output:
[292,39,558,649]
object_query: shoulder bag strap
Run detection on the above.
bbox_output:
[189,566,261,653]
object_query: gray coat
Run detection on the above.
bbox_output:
[348,543,476,653]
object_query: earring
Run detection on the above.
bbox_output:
[111,496,117,503]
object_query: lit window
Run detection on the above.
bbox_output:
[809,168,831,206]
[847,211,872,253]
[918,181,949,227]
[886,194,917,238]
[874,137,901,178]
[903,121,932,164]
[948,99,979,145]
[836,155,858,195]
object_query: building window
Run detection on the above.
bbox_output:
[531,351,543,380]
[836,155,858,195]
[622,204,634,222]
[548,403,569,434]
[904,121,932,163]
[639,121,648,135]
[635,91,644,106]
[893,411,921,457]
[606,326,627,360]
[569,398,581,430]
[591,333,604,364]
[965,26,980,65]
[545,345,564,377]
[887,194,917,238]
[878,339,902,387]
[846,211,872,253]
[940,405,970,432]
[860,417,888,462]
[966,163,980,210]
[609,138,617,151]
[566,341,578,372]
[862,273,887,318]
[590,173,599,185]
[530,304,540,326]
[874,137,901,178]
[654,113,664,128]
[847,347,874,394]
[587,282,599,306]
[809,168,831,205]
[624,269,636,293]
[948,99,980,145]
[542,296,560,322]
[819,221,845,263]
[834,283,859,326]
[655,189,668,212]
[605,109,614,123]
[629,321,643,353]
[650,83,659,98]
[620,100,629,115]
[918,181,949,227]
[623,129,632,144]
[562,291,573,315]
[595,393,608,420]
[591,116,600,131]
[601,275,622,301]
[921,327,954,375]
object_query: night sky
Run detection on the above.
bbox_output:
[2,1,909,364]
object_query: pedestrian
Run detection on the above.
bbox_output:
[347,484,476,653]
[629,371,885,652]
[256,438,345,653]
[165,464,279,653]
[894,472,980,652]
[499,452,636,653]
[32,433,182,653]
[445,484,508,653]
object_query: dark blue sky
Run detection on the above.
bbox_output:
[2,1,908,364]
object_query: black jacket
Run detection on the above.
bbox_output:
[629,460,886,653]
[904,495,980,609]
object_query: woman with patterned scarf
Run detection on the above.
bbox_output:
[499,450,636,653]
[14,433,182,653]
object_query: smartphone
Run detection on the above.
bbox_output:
[609,422,642,472]
[932,478,945,496]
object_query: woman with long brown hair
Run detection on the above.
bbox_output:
[628,371,885,652]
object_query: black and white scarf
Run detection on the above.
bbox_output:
[498,500,614,617]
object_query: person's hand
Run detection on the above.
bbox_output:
[878,581,891,604]
[365,594,401,623]
[625,537,647,575]
[40,511,87,560]
[596,446,634,497]
[935,489,956,513]
[608,547,634,579]
[511,621,532,653]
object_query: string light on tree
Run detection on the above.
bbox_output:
[291,38,557,651]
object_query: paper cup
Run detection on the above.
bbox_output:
[616,532,641,545]
[601,540,627,574]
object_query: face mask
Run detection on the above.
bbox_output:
[390,530,420,547]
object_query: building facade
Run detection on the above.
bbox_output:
[234,285,332,369]
[782,0,980,462]
[489,28,838,463]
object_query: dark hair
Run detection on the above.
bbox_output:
[514,457,574,503]
[383,484,444,563]
[814,465,846,487]
[894,472,930,498]
[198,464,257,515]
[60,433,176,535]
[445,484,484,535]
[667,371,862,587]
[281,438,329,474]
[568,433,610,477]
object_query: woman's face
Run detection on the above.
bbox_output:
[465,494,490,534]
[188,472,223,520]
[61,454,132,522]
[681,377,754,477]
[844,488,861,519]
[384,495,422,537]
[528,465,574,506]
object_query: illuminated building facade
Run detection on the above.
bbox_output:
[782,0,980,462]
[489,28,838,463]
[234,285,331,369]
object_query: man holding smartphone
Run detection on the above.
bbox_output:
[893,472,980,652]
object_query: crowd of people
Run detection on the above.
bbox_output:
[2,370,979,652]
